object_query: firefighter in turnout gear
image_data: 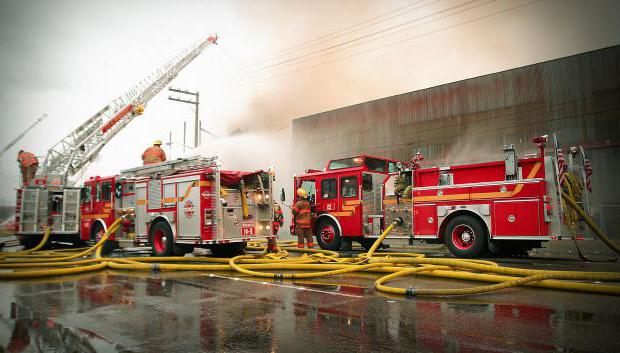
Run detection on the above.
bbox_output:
[267,202,284,253]
[142,140,167,165]
[17,150,38,186]
[293,188,313,248]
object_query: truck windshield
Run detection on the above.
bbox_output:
[364,157,387,172]
[328,157,363,170]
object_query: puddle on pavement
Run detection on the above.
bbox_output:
[2,273,619,352]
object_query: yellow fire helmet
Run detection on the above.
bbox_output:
[296,188,308,198]
[153,139,163,145]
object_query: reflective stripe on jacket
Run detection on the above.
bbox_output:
[142,146,167,165]
[292,198,311,228]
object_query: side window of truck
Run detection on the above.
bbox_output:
[341,176,358,198]
[321,178,337,199]
[101,181,112,202]
[81,185,91,204]
[300,179,316,203]
[362,174,373,192]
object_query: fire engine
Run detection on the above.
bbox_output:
[80,156,275,256]
[292,136,564,258]
[14,35,218,248]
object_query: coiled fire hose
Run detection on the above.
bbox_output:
[560,172,619,258]
[2,216,620,297]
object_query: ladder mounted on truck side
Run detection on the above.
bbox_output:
[120,156,219,178]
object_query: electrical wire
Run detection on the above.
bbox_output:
[242,0,442,66]
[235,0,484,79]
[235,0,543,86]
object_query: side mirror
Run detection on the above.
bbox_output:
[280,188,286,202]
[115,183,123,199]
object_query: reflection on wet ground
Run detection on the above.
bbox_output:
[1,269,619,352]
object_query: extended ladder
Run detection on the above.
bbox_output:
[120,156,219,178]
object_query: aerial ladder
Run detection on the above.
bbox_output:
[16,34,218,237]
[0,113,47,158]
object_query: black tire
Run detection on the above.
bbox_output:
[444,215,487,258]
[150,221,174,256]
[91,222,116,256]
[210,242,246,257]
[315,219,342,251]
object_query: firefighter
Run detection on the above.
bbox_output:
[292,188,313,248]
[267,202,284,253]
[17,150,38,186]
[141,140,167,165]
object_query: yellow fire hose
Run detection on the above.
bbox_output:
[561,190,620,255]
[0,226,52,260]
[2,212,619,297]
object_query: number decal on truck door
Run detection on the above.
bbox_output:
[241,227,255,236]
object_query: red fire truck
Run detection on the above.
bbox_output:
[80,156,276,256]
[291,137,563,258]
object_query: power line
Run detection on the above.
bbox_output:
[235,0,480,79]
[242,0,440,66]
[236,0,543,87]
[234,0,492,82]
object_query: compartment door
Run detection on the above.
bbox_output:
[19,189,48,233]
[493,200,541,236]
[177,180,200,240]
[413,204,437,236]
[62,189,80,232]
[135,184,147,237]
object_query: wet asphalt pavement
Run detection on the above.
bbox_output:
[1,248,620,352]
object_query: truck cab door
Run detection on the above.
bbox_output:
[338,174,362,236]
[362,172,384,236]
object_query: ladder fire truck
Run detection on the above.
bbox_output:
[15,34,219,248]
[292,136,564,258]
[81,156,275,255]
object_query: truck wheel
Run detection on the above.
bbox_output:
[92,223,116,256]
[150,222,174,256]
[316,219,341,251]
[444,215,487,258]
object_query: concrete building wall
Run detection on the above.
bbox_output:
[292,46,620,238]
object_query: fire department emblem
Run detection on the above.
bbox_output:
[184,200,195,219]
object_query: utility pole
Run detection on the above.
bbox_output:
[168,87,200,148]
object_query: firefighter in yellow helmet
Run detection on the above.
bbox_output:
[292,188,313,248]
[142,140,167,165]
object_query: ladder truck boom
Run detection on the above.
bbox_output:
[36,35,218,188]
[0,113,47,158]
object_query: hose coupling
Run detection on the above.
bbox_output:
[392,217,404,227]
[151,263,161,272]
[405,287,417,297]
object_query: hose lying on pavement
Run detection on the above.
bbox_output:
[1,217,620,297]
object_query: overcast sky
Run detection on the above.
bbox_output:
[0,0,618,206]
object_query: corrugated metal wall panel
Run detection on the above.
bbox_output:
[292,45,620,237]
